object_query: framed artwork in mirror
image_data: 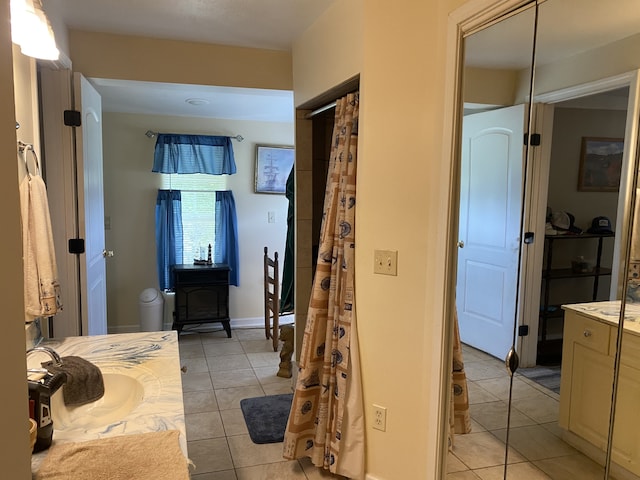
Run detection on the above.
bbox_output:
[577,137,624,192]
[255,145,294,194]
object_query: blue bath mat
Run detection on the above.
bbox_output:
[240,393,293,444]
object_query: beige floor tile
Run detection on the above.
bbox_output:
[227,434,287,468]
[491,425,577,461]
[215,386,266,410]
[474,461,551,479]
[178,332,203,345]
[235,460,306,479]
[179,342,205,359]
[469,401,536,431]
[221,408,249,436]
[186,411,225,441]
[234,328,271,341]
[450,431,525,469]
[533,453,605,480]
[448,452,469,473]
[263,382,294,396]
[181,356,210,374]
[200,330,240,343]
[474,376,541,402]
[254,366,293,386]
[191,471,237,480]
[465,361,508,382]
[467,381,500,404]
[298,457,347,478]
[207,354,252,372]
[184,389,219,414]
[188,437,234,474]
[246,351,281,369]
[447,471,482,479]
[211,368,260,389]
[511,391,559,424]
[241,339,278,354]
[182,371,214,392]
[203,341,245,357]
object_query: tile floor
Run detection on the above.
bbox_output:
[178,326,343,480]
[447,344,608,479]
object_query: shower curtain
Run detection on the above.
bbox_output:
[450,306,471,445]
[283,92,364,479]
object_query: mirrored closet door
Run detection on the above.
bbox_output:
[447,0,640,478]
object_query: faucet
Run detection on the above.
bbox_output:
[27,346,62,367]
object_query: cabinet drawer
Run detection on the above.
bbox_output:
[565,311,611,355]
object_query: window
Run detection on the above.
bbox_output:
[160,173,226,264]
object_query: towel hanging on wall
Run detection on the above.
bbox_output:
[18,143,62,320]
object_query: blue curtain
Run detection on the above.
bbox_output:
[155,190,183,290]
[214,191,240,286]
[152,134,237,175]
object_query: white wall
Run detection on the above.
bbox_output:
[102,111,293,331]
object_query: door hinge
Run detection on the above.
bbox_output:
[524,133,541,146]
[63,110,81,127]
[68,238,85,254]
[518,325,529,337]
[524,232,535,244]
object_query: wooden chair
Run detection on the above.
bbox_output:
[263,247,280,351]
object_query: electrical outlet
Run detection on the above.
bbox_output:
[268,211,275,223]
[373,250,398,276]
[372,404,387,431]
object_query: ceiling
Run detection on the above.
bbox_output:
[42,0,337,122]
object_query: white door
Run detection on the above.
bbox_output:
[457,104,526,359]
[75,74,108,336]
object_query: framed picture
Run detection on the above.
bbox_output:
[577,137,624,192]
[255,145,294,194]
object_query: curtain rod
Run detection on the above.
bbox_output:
[145,130,244,142]
[305,101,337,119]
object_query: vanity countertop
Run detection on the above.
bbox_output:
[30,331,186,472]
[562,300,640,336]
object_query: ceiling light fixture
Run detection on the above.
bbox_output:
[185,98,210,106]
[10,0,59,60]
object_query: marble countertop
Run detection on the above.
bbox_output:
[562,300,640,336]
[29,331,186,472]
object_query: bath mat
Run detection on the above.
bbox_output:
[240,393,293,444]
[518,365,561,394]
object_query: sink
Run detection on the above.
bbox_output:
[51,373,145,430]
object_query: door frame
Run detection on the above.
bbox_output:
[519,70,640,367]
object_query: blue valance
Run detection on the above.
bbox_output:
[152,134,237,175]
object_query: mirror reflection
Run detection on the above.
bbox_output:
[448,0,640,478]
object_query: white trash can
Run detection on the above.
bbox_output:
[139,288,164,332]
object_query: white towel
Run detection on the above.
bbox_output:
[19,148,62,320]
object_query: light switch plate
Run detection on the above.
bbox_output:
[373,249,398,276]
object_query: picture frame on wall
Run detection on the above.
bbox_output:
[577,136,624,192]
[255,145,294,194]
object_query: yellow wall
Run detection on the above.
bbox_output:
[1,0,32,475]
[68,30,293,91]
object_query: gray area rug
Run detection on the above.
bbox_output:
[240,393,293,444]
[518,366,561,394]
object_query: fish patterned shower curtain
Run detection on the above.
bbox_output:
[283,92,364,479]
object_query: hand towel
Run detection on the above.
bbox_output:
[42,356,105,406]
[34,430,190,480]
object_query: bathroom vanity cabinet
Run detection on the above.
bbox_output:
[172,264,231,337]
[559,302,640,476]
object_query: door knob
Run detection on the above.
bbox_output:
[505,347,519,376]
[457,240,465,248]
[102,249,114,258]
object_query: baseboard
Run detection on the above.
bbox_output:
[107,316,292,334]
